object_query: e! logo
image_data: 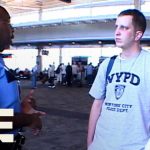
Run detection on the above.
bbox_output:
[0,109,14,143]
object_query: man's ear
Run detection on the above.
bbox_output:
[135,31,143,41]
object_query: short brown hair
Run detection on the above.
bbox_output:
[118,9,146,33]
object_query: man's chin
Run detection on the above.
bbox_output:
[115,43,123,48]
[5,40,12,50]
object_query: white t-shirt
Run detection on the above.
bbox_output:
[89,49,150,150]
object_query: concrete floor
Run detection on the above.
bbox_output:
[20,80,93,150]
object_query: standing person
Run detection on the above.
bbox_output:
[65,62,72,87]
[86,62,94,86]
[77,62,84,87]
[55,63,62,84]
[0,6,45,149]
[87,9,149,150]
[72,61,78,85]
[31,64,38,89]
[61,63,66,85]
[48,64,55,88]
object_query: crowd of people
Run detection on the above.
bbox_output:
[34,61,100,88]
[12,61,100,89]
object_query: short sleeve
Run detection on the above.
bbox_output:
[89,58,110,100]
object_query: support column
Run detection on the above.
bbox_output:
[38,1,43,21]
[36,46,42,72]
[59,46,63,64]
[134,0,141,10]
[38,7,42,21]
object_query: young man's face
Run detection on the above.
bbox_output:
[114,15,137,50]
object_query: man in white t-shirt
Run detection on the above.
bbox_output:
[87,9,150,150]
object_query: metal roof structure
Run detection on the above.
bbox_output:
[0,0,136,15]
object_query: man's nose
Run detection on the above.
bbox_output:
[115,28,120,35]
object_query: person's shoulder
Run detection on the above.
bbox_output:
[141,49,150,58]
[101,56,116,66]
[97,57,111,72]
[97,55,119,72]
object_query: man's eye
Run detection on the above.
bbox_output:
[115,25,128,30]
[120,26,128,30]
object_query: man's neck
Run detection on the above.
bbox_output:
[121,46,141,59]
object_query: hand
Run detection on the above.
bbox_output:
[29,113,42,135]
[29,109,46,135]
[21,89,46,115]
[21,90,46,135]
[21,89,37,113]
[26,107,46,116]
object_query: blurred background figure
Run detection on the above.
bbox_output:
[85,62,94,86]
[65,62,72,87]
[31,64,38,89]
[48,64,55,88]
